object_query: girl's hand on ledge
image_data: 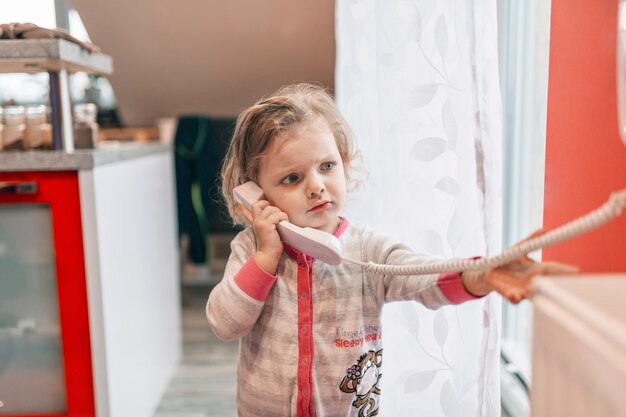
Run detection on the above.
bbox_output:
[484,256,579,304]
[462,228,580,303]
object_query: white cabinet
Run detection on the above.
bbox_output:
[531,275,626,417]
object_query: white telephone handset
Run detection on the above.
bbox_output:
[235,181,626,274]
[233,181,343,265]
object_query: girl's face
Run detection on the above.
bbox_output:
[257,117,347,234]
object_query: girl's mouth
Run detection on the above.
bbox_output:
[308,201,331,212]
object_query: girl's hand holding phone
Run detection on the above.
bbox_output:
[240,201,289,275]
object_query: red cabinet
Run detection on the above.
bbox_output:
[0,171,95,416]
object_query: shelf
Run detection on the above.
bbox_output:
[0,142,170,172]
[0,38,113,75]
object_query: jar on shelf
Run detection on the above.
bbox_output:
[2,105,26,151]
[24,104,53,150]
[73,103,99,149]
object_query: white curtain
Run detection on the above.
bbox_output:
[336,1,503,416]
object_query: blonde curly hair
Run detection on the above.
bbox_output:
[220,83,361,225]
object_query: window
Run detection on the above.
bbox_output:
[497,0,552,416]
[0,0,57,105]
[0,0,56,27]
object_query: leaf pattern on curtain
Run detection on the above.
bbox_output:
[336,0,503,416]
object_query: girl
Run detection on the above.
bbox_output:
[207,83,576,417]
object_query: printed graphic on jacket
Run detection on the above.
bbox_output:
[339,349,383,417]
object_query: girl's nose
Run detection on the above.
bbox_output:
[306,176,325,198]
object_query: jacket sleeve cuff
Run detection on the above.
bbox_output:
[437,271,484,304]
[233,257,278,302]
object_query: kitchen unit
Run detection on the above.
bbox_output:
[0,39,181,417]
[0,145,181,417]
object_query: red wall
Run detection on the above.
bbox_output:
[543,0,626,271]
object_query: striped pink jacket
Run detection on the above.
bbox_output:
[206,219,479,417]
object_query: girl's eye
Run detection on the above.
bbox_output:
[281,174,299,184]
[321,161,335,170]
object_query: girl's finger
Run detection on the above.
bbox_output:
[256,205,283,222]
[251,200,271,218]
[534,261,580,276]
[240,204,253,223]
[266,211,289,225]
[486,269,533,304]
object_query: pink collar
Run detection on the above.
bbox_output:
[283,217,349,262]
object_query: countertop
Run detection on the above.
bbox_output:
[0,142,170,172]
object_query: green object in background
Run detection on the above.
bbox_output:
[174,115,239,264]
[191,182,209,259]
[175,117,208,160]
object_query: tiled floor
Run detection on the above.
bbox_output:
[153,286,238,417]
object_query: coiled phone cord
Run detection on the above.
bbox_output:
[341,188,626,275]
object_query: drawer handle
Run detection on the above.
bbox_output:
[0,181,38,195]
